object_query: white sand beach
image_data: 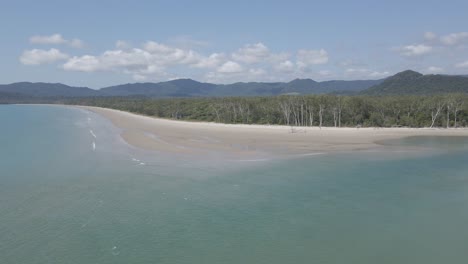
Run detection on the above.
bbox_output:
[79,106,468,158]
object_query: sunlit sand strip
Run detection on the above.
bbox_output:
[77,106,468,158]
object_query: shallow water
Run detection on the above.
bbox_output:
[1,105,468,264]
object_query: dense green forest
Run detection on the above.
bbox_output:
[64,94,468,128]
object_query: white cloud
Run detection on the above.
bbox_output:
[22,38,336,82]
[345,68,390,79]
[63,55,101,72]
[296,49,329,68]
[275,60,295,73]
[424,31,437,41]
[217,61,243,73]
[345,68,368,74]
[30,34,67,45]
[69,39,85,49]
[368,71,390,78]
[29,33,84,48]
[249,68,266,76]
[426,66,444,73]
[232,43,270,64]
[62,42,206,78]
[455,60,468,68]
[398,44,432,57]
[440,32,468,46]
[20,48,69,65]
[143,41,200,65]
[318,70,332,77]
[115,40,131,49]
[192,53,225,69]
[205,68,270,84]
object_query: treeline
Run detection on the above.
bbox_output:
[62,94,468,128]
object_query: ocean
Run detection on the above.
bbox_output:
[1,104,468,264]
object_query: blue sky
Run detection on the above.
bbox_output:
[1,0,468,88]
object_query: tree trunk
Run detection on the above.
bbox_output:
[446,104,450,128]
[319,104,324,129]
[430,104,443,128]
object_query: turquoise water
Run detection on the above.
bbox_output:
[1,105,468,264]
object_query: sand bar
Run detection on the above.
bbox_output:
[79,106,468,158]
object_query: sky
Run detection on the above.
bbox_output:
[1,0,468,88]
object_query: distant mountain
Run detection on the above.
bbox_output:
[101,78,382,97]
[0,82,99,97]
[7,71,467,99]
[100,79,218,97]
[362,70,468,95]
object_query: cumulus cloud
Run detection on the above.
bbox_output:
[69,39,85,49]
[232,43,270,64]
[424,31,437,41]
[143,41,200,65]
[426,66,444,73]
[20,48,69,65]
[345,68,368,74]
[275,60,295,73]
[345,68,390,79]
[368,71,390,78]
[217,61,243,73]
[63,55,101,72]
[21,37,337,82]
[63,42,203,78]
[29,33,84,48]
[249,68,266,76]
[115,40,131,49]
[440,32,468,46]
[30,34,67,45]
[317,70,332,77]
[455,60,468,68]
[296,49,329,69]
[192,53,225,69]
[398,44,432,57]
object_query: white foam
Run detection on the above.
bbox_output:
[92,141,96,151]
[111,246,120,256]
[89,130,97,138]
[236,158,269,162]
[298,152,324,156]
[139,162,145,165]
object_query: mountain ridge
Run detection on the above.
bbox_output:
[1,78,382,98]
[1,70,468,98]
[362,70,468,95]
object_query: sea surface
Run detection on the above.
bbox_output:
[1,104,468,264]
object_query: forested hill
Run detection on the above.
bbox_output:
[0,78,381,98]
[362,70,468,95]
[0,82,99,97]
[100,78,382,97]
[1,70,468,98]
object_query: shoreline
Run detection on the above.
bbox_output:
[72,105,468,158]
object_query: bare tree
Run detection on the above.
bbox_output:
[428,98,445,128]
[318,103,325,129]
[446,97,453,128]
[211,101,223,122]
[306,103,314,126]
[452,96,465,128]
[279,97,292,125]
[331,106,338,127]
[337,96,343,127]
